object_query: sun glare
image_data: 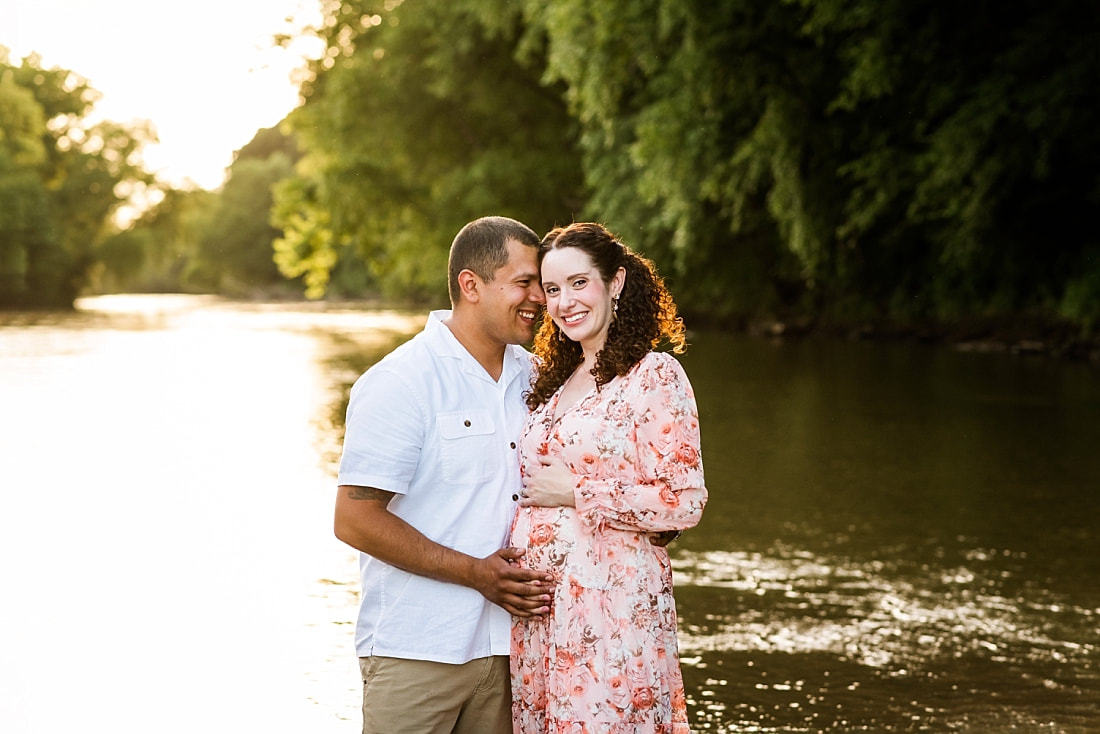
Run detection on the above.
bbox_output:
[3,0,323,190]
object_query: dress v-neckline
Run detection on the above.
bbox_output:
[549,377,594,426]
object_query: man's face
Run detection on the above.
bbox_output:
[478,238,545,346]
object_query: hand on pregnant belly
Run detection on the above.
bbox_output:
[519,455,576,508]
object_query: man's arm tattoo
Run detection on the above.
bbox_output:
[347,486,395,502]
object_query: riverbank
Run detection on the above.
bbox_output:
[10,292,1097,364]
[706,313,1100,365]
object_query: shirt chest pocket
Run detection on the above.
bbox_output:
[437,410,496,484]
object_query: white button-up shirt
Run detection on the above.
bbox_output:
[337,310,531,663]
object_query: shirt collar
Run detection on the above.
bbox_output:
[425,310,529,385]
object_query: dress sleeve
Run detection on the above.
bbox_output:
[574,353,707,533]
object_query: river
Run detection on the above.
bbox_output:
[1,294,1097,733]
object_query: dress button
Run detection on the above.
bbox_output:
[464,419,471,427]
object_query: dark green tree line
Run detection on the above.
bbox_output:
[277,0,1100,334]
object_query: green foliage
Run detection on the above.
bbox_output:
[1060,246,1100,333]
[507,0,1100,330]
[97,125,307,298]
[0,69,52,303]
[0,49,154,307]
[234,125,302,165]
[190,152,295,294]
[277,0,584,303]
[792,0,1100,324]
[272,172,342,299]
[76,0,1100,337]
[95,187,216,293]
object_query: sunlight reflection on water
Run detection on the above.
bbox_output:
[3,295,1098,733]
[0,295,422,733]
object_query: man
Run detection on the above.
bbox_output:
[334,216,553,734]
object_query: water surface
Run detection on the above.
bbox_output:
[1,295,1097,732]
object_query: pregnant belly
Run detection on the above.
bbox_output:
[511,506,585,578]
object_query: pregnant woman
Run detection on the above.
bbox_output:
[510,222,707,733]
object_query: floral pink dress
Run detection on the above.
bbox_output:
[510,351,707,734]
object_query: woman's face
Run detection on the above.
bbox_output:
[540,246,624,355]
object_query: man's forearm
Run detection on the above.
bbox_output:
[334,486,478,587]
[334,485,553,616]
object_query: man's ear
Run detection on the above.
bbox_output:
[456,269,481,304]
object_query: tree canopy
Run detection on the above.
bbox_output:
[275,0,1100,334]
[6,1,1099,340]
[0,49,154,307]
[273,0,584,301]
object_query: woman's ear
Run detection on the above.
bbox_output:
[457,269,481,304]
[611,266,626,298]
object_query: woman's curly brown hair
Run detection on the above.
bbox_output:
[526,222,686,410]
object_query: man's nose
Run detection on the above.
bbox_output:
[530,284,546,304]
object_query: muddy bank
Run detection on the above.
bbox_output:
[687,313,1100,364]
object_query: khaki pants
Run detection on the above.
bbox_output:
[358,655,511,734]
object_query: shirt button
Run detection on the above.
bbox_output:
[464,420,471,427]
[510,442,516,449]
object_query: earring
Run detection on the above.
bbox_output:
[557,327,565,342]
[613,294,619,313]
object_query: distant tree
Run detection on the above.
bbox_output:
[0,49,154,307]
[234,124,302,166]
[95,187,215,293]
[191,152,297,294]
[0,69,54,303]
[97,125,306,297]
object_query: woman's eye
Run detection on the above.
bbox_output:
[572,279,587,288]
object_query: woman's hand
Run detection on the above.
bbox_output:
[519,455,576,507]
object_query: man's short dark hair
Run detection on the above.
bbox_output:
[448,216,540,304]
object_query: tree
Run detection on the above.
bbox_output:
[190,152,296,294]
[275,0,584,302]
[95,187,217,294]
[516,0,1100,328]
[0,49,154,307]
[276,0,1100,335]
[97,125,306,297]
[0,68,54,304]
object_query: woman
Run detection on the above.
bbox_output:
[510,222,707,733]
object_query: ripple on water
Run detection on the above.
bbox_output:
[672,547,1100,732]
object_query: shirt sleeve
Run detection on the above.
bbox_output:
[336,366,425,494]
[574,353,708,533]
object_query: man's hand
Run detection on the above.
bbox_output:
[649,529,682,548]
[470,547,555,617]
[336,485,555,616]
